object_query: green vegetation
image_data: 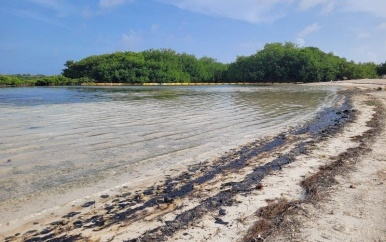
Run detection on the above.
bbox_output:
[62,43,380,84]
[377,61,386,76]
[0,74,80,87]
[62,49,227,84]
[225,42,378,82]
[1,42,384,86]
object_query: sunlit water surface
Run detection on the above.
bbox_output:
[0,85,339,220]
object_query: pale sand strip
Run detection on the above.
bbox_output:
[265,80,386,242]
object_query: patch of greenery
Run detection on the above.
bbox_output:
[225,42,378,83]
[62,49,227,84]
[0,74,82,87]
[3,42,384,86]
[62,43,380,84]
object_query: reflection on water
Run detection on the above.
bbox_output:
[0,85,338,208]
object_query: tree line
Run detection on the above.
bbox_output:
[2,42,386,86]
[62,49,227,84]
[60,43,386,83]
[225,42,379,82]
[0,74,80,86]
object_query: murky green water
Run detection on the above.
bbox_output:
[0,85,339,222]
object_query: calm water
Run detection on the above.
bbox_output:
[0,85,338,218]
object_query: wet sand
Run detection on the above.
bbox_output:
[1,80,385,241]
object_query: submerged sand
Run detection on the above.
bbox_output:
[0,85,333,226]
[1,79,385,241]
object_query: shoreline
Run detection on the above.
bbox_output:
[0,82,297,88]
[1,80,386,241]
[0,84,332,226]
[246,89,385,241]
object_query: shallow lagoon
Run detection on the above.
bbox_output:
[0,85,338,223]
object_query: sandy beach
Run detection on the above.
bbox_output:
[1,79,385,242]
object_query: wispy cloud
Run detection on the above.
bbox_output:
[295,38,305,47]
[160,0,386,24]
[11,8,70,29]
[82,0,135,17]
[299,0,326,10]
[99,0,135,9]
[297,23,321,38]
[118,30,142,50]
[161,0,293,23]
[295,23,321,47]
[299,0,335,13]
[27,0,74,17]
[343,0,386,18]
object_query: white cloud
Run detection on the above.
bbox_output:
[99,0,134,9]
[119,30,141,50]
[161,0,293,23]
[298,0,327,10]
[297,23,321,38]
[298,0,386,17]
[160,0,384,25]
[298,0,335,14]
[295,38,305,47]
[160,0,386,25]
[343,0,386,18]
[320,1,335,14]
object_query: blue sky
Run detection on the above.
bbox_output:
[1,0,386,75]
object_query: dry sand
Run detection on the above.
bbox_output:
[269,80,386,242]
[1,79,385,242]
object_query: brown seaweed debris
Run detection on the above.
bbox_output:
[243,198,302,241]
[301,97,384,201]
[242,95,385,242]
[125,143,310,242]
[22,233,86,242]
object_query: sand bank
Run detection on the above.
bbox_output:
[262,80,386,242]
